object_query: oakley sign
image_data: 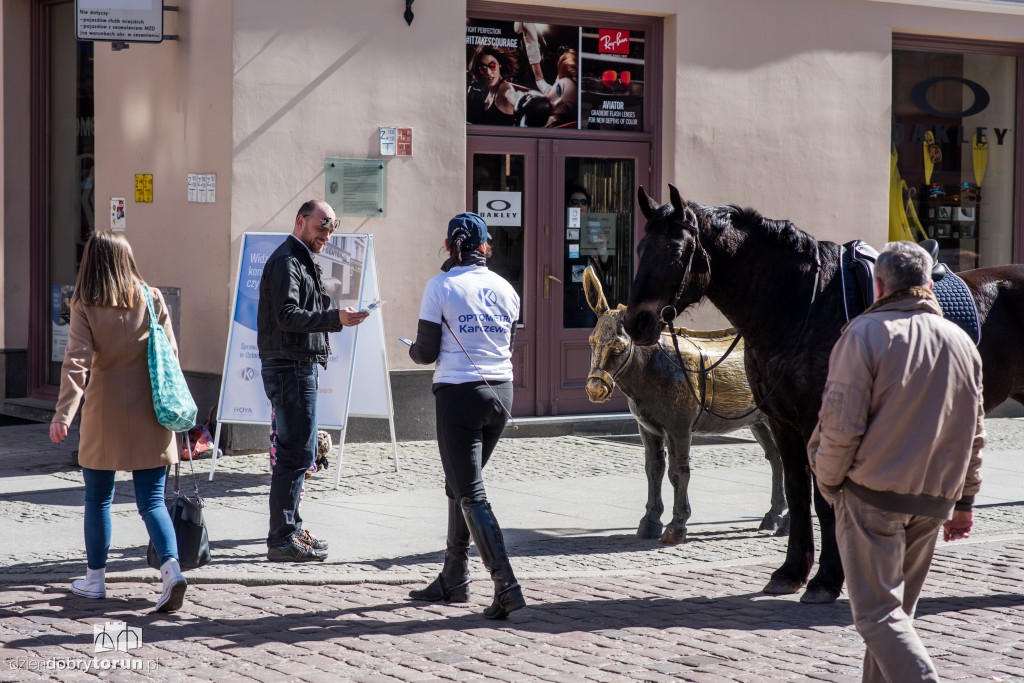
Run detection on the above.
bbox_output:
[477,191,522,227]
[910,76,991,118]
[893,76,1011,146]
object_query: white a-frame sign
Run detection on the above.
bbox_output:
[210,232,398,486]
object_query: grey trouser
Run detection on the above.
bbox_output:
[834,488,944,683]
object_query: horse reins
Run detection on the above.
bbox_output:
[661,222,822,421]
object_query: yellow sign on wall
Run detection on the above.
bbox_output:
[134,174,153,203]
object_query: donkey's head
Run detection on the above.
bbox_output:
[583,266,633,403]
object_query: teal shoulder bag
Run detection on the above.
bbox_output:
[142,285,197,432]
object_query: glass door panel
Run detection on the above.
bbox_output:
[468,138,537,415]
[471,153,526,321]
[562,157,635,329]
[545,139,647,415]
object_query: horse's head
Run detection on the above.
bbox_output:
[623,185,710,345]
[582,265,632,403]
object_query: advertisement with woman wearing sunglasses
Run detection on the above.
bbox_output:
[465,18,645,131]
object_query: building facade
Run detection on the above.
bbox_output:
[2,0,1022,444]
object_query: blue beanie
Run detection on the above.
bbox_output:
[447,212,491,249]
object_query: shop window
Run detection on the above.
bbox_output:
[892,48,1017,271]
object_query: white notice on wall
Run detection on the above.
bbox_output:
[187,173,217,203]
[77,0,163,43]
[379,127,397,156]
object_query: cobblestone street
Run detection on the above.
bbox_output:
[3,420,1024,681]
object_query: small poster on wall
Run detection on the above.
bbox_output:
[466,18,645,131]
[110,198,126,231]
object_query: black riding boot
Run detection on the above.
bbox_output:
[408,497,471,602]
[461,498,526,619]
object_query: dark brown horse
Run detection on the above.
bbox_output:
[622,185,1024,604]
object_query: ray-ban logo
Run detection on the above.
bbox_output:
[94,622,142,653]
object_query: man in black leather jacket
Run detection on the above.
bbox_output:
[257,199,368,562]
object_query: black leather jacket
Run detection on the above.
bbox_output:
[257,235,344,367]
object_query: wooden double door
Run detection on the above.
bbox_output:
[467,136,650,416]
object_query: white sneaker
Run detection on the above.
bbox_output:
[154,558,187,613]
[70,568,106,599]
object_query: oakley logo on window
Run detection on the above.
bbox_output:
[485,199,512,212]
[911,77,991,118]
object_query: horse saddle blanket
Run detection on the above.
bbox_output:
[933,267,982,346]
[840,240,878,322]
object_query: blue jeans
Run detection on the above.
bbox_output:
[262,359,318,546]
[82,466,177,570]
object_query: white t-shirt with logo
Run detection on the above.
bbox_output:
[418,265,521,384]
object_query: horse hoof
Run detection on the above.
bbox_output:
[773,515,791,537]
[800,587,840,604]
[762,577,803,595]
[659,526,686,545]
[636,519,664,540]
[758,512,779,532]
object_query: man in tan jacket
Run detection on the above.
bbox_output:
[808,241,985,683]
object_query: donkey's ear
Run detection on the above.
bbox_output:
[637,186,658,220]
[668,185,687,218]
[582,265,610,316]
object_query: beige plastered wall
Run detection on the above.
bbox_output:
[490,0,1023,329]
[85,0,1022,376]
[92,0,233,373]
[230,1,469,373]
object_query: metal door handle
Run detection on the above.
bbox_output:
[543,266,562,299]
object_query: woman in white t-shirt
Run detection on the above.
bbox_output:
[406,212,526,620]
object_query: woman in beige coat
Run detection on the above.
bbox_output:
[50,231,187,613]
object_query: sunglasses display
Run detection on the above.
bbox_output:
[477,61,500,74]
[601,70,632,88]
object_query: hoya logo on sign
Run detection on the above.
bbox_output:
[598,29,630,55]
[477,191,521,227]
[478,289,498,307]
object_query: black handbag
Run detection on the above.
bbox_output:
[147,434,211,571]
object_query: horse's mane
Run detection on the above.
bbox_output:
[705,204,819,258]
[645,196,820,259]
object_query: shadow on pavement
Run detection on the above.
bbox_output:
[0,522,782,578]
[7,589,1024,644]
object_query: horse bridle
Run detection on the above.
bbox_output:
[659,222,823,421]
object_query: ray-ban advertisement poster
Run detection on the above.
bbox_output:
[466,19,645,131]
